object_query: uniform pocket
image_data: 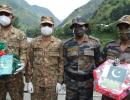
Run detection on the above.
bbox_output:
[48,51,60,65]
[84,49,94,56]
[33,48,43,65]
[33,48,43,56]
[48,51,60,57]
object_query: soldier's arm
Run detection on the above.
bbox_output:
[57,41,64,84]
[19,31,29,82]
[25,42,33,83]
[19,32,28,66]
[94,41,103,67]
[63,43,68,83]
[102,43,109,62]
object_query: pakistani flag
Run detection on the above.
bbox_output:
[107,66,127,83]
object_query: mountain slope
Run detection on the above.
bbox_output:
[0,0,60,27]
[91,0,130,24]
[60,0,104,27]
[31,5,60,25]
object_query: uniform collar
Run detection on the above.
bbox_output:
[0,25,15,35]
[39,35,54,42]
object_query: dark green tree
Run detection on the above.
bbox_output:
[26,27,40,38]
[12,16,20,28]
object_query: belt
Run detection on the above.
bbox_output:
[66,71,93,82]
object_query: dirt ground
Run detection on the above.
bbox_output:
[6,91,101,100]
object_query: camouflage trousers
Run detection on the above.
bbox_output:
[66,78,93,100]
[0,74,23,100]
[31,85,57,100]
[101,94,130,100]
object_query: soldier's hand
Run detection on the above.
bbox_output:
[27,82,34,93]
[60,84,66,95]
[56,83,66,95]
[14,63,25,74]
[56,83,62,94]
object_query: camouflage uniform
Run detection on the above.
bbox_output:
[0,5,28,100]
[101,15,130,100]
[0,26,28,100]
[64,35,102,100]
[101,41,130,100]
[26,16,63,100]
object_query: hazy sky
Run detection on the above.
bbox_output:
[25,0,90,20]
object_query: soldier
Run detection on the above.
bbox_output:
[26,16,64,100]
[101,15,130,100]
[63,16,102,100]
[0,4,28,100]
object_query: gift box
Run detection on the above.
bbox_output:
[0,54,21,76]
[93,59,130,100]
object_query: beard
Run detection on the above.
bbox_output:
[73,28,87,38]
[120,33,130,42]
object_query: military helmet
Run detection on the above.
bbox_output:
[41,16,54,25]
[0,4,13,14]
[70,16,89,29]
[117,15,130,27]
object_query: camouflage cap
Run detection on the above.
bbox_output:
[70,16,88,29]
[0,4,12,14]
[117,15,130,26]
[41,16,54,25]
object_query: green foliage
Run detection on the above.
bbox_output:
[12,16,20,28]
[26,27,41,38]
[54,24,73,39]
[110,3,130,21]
[90,22,118,46]
[61,0,104,27]
[0,0,60,29]
[91,0,130,24]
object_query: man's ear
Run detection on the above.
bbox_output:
[12,15,15,19]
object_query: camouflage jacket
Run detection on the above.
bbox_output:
[0,26,28,78]
[26,36,63,87]
[63,35,102,81]
[102,41,130,63]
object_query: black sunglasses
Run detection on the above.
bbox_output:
[41,23,53,27]
[73,24,88,29]
[0,12,12,16]
[118,23,130,30]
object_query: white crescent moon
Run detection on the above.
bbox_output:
[112,69,120,78]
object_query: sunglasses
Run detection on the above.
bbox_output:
[73,24,88,29]
[41,23,53,27]
[118,23,130,30]
[0,12,11,16]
